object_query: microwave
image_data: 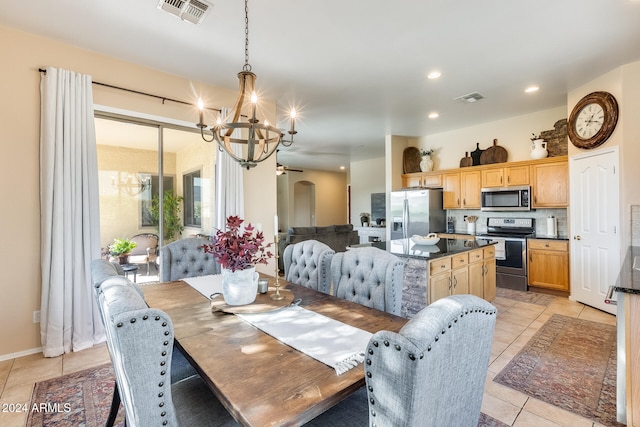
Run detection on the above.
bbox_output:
[480,186,531,211]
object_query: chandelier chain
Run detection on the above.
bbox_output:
[243,0,251,71]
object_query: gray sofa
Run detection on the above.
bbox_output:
[278,224,359,272]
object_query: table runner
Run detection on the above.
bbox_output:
[237,305,373,375]
[181,274,223,298]
[181,274,373,375]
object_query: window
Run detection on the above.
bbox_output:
[141,174,175,227]
[183,170,202,227]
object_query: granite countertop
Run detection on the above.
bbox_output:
[366,237,496,260]
[614,246,640,294]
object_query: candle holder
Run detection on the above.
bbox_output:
[270,234,284,300]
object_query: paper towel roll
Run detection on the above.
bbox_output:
[546,216,557,237]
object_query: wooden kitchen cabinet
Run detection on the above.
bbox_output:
[461,171,481,208]
[527,239,569,291]
[482,165,530,188]
[401,172,442,189]
[443,173,461,209]
[531,161,568,207]
[443,171,480,209]
[468,246,496,301]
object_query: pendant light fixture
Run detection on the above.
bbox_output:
[197,0,297,169]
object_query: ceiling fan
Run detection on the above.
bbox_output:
[276,163,303,175]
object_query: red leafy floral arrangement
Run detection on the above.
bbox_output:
[202,216,273,272]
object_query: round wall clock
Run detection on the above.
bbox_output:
[568,91,618,149]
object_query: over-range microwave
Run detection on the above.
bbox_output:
[480,185,531,211]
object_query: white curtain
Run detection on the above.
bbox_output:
[214,108,244,230]
[40,67,104,357]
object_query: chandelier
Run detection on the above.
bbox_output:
[197,0,297,169]
[112,173,150,197]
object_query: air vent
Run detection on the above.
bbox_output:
[453,91,485,103]
[157,0,212,25]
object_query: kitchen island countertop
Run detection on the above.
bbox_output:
[614,245,640,294]
[356,237,496,260]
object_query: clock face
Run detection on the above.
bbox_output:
[574,103,604,139]
[568,91,618,149]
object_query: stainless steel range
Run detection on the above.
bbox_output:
[476,218,535,291]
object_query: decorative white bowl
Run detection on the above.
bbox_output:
[410,234,440,245]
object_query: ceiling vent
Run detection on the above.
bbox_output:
[453,91,485,103]
[157,0,212,25]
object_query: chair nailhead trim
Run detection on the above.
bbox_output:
[158,392,164,397]
[395,344,401,351]
[383,340,389,346]
[116,322,123,327]
[162,351,167,356]
[164,331,170,336]
[408,353,415,360]
[155,316,161,320]
[163,421,168,425]
[160,361,165,366]
[366,359,371,365]
[130,318,136,323]
[161,370,166,376]
[373,341,379,347]
[159,381,164,387]
[143,315,148,320]
[159,402,164,407]
[368,348,374,354]
[367,372,372,378]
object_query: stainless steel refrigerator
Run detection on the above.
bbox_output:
[390,189,445,240]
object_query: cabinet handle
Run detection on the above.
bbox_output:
[441,264,446,269]
[500,176,503,184]
[529,253,532,262]
[453,277,457,288]
[457,198,460,205]
[545,243,549,247]
[534,196,537,204]
[507,176,510,183]
[448,277,452,290]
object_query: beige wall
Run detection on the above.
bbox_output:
[278,169,348,230]
[0,24,276,358]
[418,106,567,170]
[350,158,386,226]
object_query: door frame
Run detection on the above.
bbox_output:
[569,146,620,314]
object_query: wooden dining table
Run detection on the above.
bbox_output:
[142,276,407,427]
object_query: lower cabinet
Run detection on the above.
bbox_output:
[428,247,495,304]
[527,239,569,291]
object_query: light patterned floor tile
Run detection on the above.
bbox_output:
[523,397,595,427]
[481,392,521,426]
[62,342,111,374]
[4,353,62,389]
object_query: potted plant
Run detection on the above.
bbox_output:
[150,190,184,242]
[202,216,273,305]
[109,237,137,265]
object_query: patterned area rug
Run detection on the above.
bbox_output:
[496,287,556,306]
[25,362,506,426]
[26,364,124,427]
[494,314,622,426]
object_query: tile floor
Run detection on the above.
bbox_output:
[0,292,617,427]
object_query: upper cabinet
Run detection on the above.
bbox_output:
[401,156,568,209]
[481,165,529,188]
[531,161,568,208]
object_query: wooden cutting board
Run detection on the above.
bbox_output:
[403,147,422,173]
[460,152,472,167]
[480,139,507,164]
[470,143,484,166]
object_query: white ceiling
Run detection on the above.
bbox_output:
[3,0,640,171]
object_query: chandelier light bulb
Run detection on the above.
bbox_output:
[197,98,204,126]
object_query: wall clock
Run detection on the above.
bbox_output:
[568,91,618,149]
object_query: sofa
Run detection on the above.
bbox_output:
[277,224,359,272]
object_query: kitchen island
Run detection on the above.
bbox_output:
[613,246,640,426]
[362,237,496,318]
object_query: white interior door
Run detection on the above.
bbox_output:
[569,147,619,315]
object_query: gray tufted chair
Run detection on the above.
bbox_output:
[306,294,497,427]
[330,246,404,315]
[283,240,334,294]
[93,260,239,427]
[159,237,220,282]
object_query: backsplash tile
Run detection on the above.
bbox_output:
[446,208,568,238]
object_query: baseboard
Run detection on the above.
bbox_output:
[0,347,43,362]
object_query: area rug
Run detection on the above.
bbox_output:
[493,314,622,426]
[495,287,556,306]
[25,362,506,426]
[26,364,124,427]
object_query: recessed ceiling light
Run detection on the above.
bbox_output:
[525,85,539,93]
[339,166,345,170]
[428,112,439,119]
[427,71,442,79]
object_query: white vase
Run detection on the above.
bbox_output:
[221,266,259,305]
[420,155,433,172]
[530,139,548,159]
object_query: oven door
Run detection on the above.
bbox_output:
[487,236,526,274]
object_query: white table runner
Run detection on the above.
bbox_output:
[181,274,373,375]
[181,274,223,298]
[238,305,373,375]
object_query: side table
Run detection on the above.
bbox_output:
[121,263,139,283]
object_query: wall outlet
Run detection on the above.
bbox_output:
[33,310,40,323]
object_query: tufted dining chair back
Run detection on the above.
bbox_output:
[159,238,220,282]
[365,294,496,426]
[330,246,404,315]
[283,240,334,294]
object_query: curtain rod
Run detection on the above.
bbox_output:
[38,67,221,113]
